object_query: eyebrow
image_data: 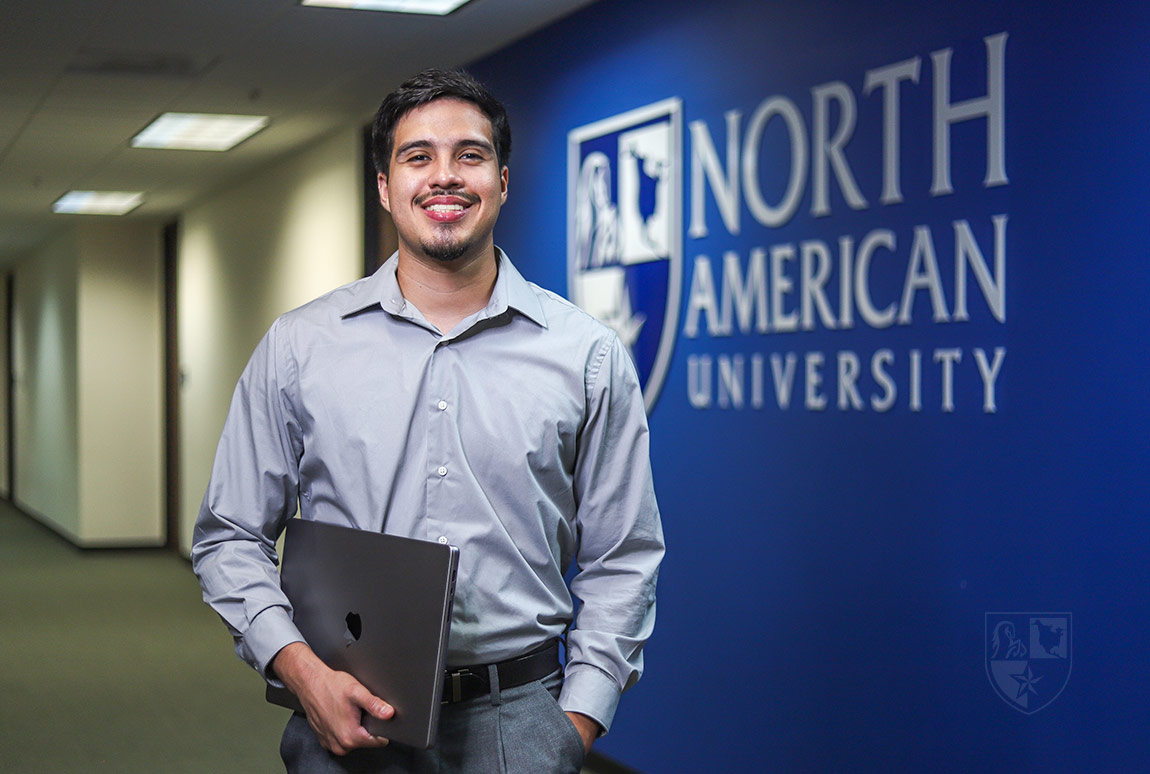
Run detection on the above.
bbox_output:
[394,138,496,157]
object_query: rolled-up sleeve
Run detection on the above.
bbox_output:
[560,333,665,733]
[190,318,306,680]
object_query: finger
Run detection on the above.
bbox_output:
[323,725,381,755]
[345,725,391,750]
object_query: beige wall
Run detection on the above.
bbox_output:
[6,125,363,551]
[0,273,9,498]
[178,127,363,554]
[77,222,164,545]
[11,221,164,545]
[12,231,80,536]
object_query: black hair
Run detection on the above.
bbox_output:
[371,68,511,176]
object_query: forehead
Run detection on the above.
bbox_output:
[392,98,495,150]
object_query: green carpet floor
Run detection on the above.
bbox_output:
[0,501,286,772]
[0,503,625,773]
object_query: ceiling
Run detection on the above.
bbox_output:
[0,0,596,264]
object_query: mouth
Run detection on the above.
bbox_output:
[418,192,479,224]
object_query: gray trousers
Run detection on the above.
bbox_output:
[280,670,586,773]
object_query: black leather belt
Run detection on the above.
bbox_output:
[442,639,560,704]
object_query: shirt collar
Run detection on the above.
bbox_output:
[340,247,548,328]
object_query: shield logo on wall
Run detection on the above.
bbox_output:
[567,98,682,413]
[985,612,1072,714]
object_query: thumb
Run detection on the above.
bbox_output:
[351,685,394,721]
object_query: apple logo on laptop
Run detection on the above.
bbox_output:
[344,611,362,647]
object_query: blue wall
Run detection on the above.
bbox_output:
[471,1,1149,770]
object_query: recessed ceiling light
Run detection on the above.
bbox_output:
[53,191,144,216]
[300,0,472,15]
[131,113,269,152]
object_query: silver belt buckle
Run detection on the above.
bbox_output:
[444,667,474,704]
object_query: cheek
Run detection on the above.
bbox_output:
[485,178,506,202]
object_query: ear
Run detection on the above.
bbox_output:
[377,172,391,212]
[500,166,509,204]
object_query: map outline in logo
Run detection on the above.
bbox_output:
[984,611,1072,715]
[567,98,682,414]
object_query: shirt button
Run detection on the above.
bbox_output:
[437,400,448,411]
[437,466,448,477]
[437,536,448,544]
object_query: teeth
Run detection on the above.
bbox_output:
[427,204,464,212]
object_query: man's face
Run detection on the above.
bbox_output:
[378,98,508,265]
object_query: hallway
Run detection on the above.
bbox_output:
[0,504,620,773]
[0,501,286,772]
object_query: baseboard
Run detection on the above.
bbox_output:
[3,497,168,551]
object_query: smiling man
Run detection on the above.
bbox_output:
[192,69,664,774]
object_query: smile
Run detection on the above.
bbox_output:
[419,194,476,223]
[424,205,469,224]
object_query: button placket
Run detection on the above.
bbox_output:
[424,343,457,545]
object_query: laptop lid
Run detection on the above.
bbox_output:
[266,518,459,749]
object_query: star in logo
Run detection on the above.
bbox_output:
[1011,663,1042,699]
[986,612,1072,714]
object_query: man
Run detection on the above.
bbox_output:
[192,69,664,774]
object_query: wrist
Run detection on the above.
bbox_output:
[271,641,322,695]
[565,711,601,752]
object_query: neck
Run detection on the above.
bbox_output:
[395,246,499,333]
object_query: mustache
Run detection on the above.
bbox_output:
[415,190,481,207]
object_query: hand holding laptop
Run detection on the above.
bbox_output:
[266,519,460,749]
[273,641,395,756]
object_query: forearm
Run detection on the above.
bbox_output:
[559,532,662,730]
[191,510,303,676]
[191,320,308,674]
[563,333,665,730]
[559,615,654,733]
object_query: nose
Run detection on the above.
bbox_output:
[430,157,463,188]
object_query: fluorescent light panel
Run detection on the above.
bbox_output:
[53,191,144,216]
[300,0,472,15]
[132,112,269,151]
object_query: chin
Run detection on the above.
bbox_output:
[420,239,472,263]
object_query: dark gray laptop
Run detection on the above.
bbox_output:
[266,518,459,749]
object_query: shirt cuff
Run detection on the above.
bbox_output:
[558,663,622,734]
[243,605,305,685]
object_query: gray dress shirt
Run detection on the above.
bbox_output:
[191,249,664,732]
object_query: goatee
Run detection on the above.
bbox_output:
[420,237,470,263]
